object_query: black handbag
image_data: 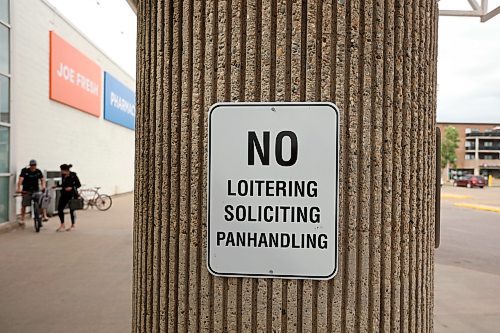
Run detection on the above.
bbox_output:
[69,198,84,210]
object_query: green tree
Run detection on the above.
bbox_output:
[441,126,460,169]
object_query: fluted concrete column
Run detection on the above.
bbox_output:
[133,0,438,332]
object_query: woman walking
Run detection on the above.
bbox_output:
[56,164,81,232]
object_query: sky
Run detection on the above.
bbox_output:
[46,0,137,78]
[438,0,500,123]
[46,0,500,123]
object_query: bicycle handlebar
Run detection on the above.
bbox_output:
[13,191,42,197]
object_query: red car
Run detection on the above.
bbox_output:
[454,175,485,188]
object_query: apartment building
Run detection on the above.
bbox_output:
[438,122,500,179]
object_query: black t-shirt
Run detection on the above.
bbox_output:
[20,168,44,191]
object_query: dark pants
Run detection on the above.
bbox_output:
[58,194,76,225]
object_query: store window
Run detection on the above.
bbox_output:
[0,176,8,222]
[0,0,8,224]
[0,24,8,74]
[0,74,8,123]
[0,0,8,24]
[0,125,8,222]
[0,125,8,172]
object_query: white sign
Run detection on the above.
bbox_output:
[208,102,339,280]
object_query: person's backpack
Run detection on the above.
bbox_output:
[39,190,51,209]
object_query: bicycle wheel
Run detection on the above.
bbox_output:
[95,194,112,211]
[33,202,41,232]
[34,216,41,232]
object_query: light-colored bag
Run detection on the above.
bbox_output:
[39,190,51,209]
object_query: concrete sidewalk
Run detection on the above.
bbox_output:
[0,194,133,333]
[435,264,500,332]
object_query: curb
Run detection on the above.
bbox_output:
[454,203,500,213]
[441,193,471,199]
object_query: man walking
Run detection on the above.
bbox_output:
[16,159,46,225]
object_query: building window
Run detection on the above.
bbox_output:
[0,0,8,224]
[0,74,8,123]
[0,176,8,222]
[0,0,8,24]
[0,24,8,74]
[465,154,475,160]
[484,141,493,147]
[465,140,475,148]
[0,125,8,172]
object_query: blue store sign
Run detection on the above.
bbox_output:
[103,72,135,130]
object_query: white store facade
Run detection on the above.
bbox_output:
[0,0,135,224]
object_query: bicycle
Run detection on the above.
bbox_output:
[78,187,112,211]
[14,191,43,232]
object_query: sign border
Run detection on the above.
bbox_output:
[207,102,340,280]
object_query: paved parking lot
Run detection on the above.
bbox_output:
[441,183,500,207]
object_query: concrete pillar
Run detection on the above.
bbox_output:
[133,0,438,332]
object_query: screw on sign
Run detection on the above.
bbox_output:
[207,102,340,280]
